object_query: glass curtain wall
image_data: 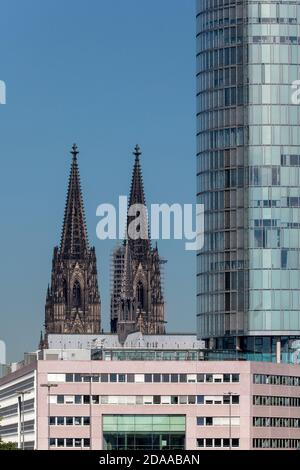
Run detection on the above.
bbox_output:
[197,0,300,352]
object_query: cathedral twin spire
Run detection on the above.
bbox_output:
[113,145,166,341]
[42,143,165,344]
[127,144,151,260]
[60,144,89,258]
[42,144,101,341]
[129,145,146,207]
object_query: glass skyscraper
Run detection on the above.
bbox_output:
[196,0,300,357]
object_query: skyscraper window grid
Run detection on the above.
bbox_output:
[196,0,300,356]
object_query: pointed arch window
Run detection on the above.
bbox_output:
[62,279,68,303]
[137,281,144,310]
[72,280,82,308]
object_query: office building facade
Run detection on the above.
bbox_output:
[1,349,300,450]
[196,0,300,354]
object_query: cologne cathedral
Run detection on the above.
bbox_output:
[40,144,101,347]
[40,143,165,347]
[110,145,166,342]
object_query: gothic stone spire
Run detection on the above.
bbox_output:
[120,240,134,299]
[112,145,166,341]
[117,240,136,344]
[127,145,150,259]
[60,144,89,259]
[41,144,101,341]
[129,145,145,207]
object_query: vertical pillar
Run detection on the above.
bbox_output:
[276,338,281,364]
[17,395,21,449]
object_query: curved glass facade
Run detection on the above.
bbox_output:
[196,0,300,349]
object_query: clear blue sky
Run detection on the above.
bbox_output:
[0,0,196,362]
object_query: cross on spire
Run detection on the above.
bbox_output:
[70,143,79,159]
[133,144,141,159]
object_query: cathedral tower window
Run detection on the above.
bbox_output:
[137,281,145,310]
[72,280,82,309]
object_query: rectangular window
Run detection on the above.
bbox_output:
[66,438,73,447]
[213,374,223,383]
[215,438,222,448]
[66,417,73,426]
[65,395,75,404]
[74,395,82,404]
[197,438,204,448]
[179,396,187,404]
[206,438,213,448]
[74,417,81,425]
[223,439,230,447]
[171,396,178,405]
[223,395,230,404]
[135,374,145,383]
[197,395,204,404]
[47,374,65,383]
[187,374,197,383]
[205,398,214,405]
[143,396,153,405]
[83,439,90,448]
[92,395,99,404]
[161,396,171,405]
[74,438,81,448]
[197,417,204,426]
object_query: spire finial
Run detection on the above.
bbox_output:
[71,143,79,159]
[61,142,89,257]
[133,144,141,159]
